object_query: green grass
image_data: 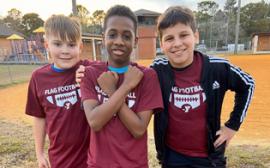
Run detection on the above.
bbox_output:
[226,145,270,168]
[0,119,37,167]
[147,140,270,168]
[1,119,270,168]
[0,136,23,154]
[0,64,41,88]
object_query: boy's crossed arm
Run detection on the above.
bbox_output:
[99,66,152,138]
[82,70,121,131]
[118,103,153,138]
[83,66,147,138]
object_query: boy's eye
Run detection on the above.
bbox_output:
[108,33,116,39]
[164,37,173,42]
[53,42,61,46]
[68,43,76,47]
[123,34,131,41]
[180,34,189,38]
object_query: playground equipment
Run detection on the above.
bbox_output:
[6,34,29,62]
[30,27,47,62]
[4,27,47,63]
[29,41,46,62]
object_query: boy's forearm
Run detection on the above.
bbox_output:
[84,84,132,131]
[33,117,46,157]
[118,104,152,138]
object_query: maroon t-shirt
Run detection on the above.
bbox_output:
[166,53,208,157]
[80,62,163,168]
[25,60,92,168]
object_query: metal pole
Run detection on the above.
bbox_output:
[225,16,229,46]
[210,18,213,49]
[72,0,77,16]
[234,0,241,54]
[92,39,97,61]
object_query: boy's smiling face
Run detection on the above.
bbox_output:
[160,22,199,68]
[45,34,82,69]
[104,16,137,67]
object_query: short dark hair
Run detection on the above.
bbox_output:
[157,6,197,39]
[103,5,137,35]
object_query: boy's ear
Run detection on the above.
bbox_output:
[195,30,199,44]
[102,33,105,47]
[79,41,83,53]
[134,37,138,48]
[159,40,164,50]
[44,39,49,50]
[44,39,51,61]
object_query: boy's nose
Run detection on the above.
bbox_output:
[61,45,70,54]
[175,38,183,47]
[114,36,124,45]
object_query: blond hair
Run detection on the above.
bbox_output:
[44,14,81,42]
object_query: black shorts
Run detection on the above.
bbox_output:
[162,146,226,168]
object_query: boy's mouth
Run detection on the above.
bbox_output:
[59,57,73,61]
[172,49,186,55]
[112,49,125,56]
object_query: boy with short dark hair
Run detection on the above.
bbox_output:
[25,15,91,168]
[152,6,255,168]
[80,5,163,168]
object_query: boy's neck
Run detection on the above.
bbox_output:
[108,61,130,68]
[51,64,66,72]
[108,65,129,74]
[107,61,130,74]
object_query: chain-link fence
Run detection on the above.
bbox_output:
[0,64,43,87]
[0,47,48,87]
[0,52,48,63]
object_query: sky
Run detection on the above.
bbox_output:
[0,0,268,20]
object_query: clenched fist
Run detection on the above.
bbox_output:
[98,71,119,97]
[123,66,143,90]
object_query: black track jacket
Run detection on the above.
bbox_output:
[151,51,255,166]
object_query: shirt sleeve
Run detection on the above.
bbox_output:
[225,63,255,130]
[136,68,164,113]
[80,66,99,102]
[81,59,95,66]
[25,72,45,118]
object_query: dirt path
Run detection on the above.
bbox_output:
[220,55,270,145]
[1,55,270,146]
[0,83,32,125]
